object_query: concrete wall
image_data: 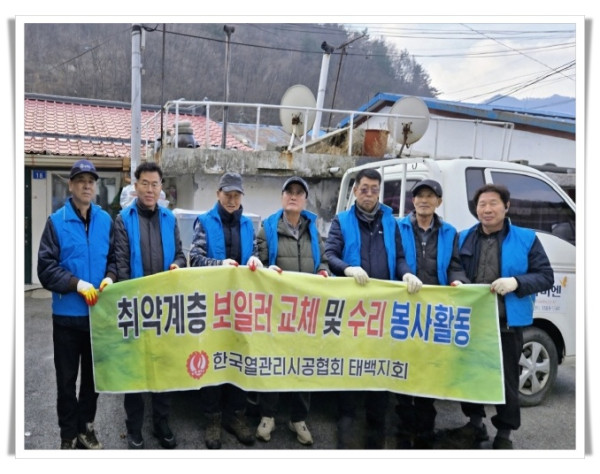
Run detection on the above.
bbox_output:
[160,148,359,238]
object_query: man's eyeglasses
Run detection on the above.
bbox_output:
[138,180,162,190]
[357,186,380,195]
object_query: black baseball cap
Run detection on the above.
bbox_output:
[282,176,309,196]
[411,179,442,198]
[69,159,99,180]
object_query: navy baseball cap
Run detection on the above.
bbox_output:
[411,179,442,197]
[69,159,99,180]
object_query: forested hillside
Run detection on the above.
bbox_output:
[24,23,439,125]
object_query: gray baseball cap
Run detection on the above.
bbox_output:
[218,172,244,193]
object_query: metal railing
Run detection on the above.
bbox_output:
[141,99,515,160]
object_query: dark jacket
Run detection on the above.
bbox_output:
[258,210,329,274]
[114,199,186,281]
[325,204,411,280]
[459,219,554,327]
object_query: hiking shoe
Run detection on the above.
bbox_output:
[256,416,275,442]
[434,422,489,449]
[205,412,222,449]
[60,437,77,449]
[224,410,255,446]
[127,431,144,449]
[288,420,313,445]
[77,422,103,449]
[153,418,177,449]
[493,436,514,449]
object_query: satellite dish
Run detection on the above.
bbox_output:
[387,96,430,149]
[280,85,317,150]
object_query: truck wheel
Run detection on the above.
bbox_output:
[519,326,558,407]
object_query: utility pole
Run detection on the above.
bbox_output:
[312,41,335,139]
[159,24,166,154]
[221,25,235,149]
[130,23,142,183]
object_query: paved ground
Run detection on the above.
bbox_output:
[22,287,577,453]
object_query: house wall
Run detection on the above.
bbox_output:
[365,109,575,168]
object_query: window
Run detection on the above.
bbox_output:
[50,172,119,217]
[491,171,575,245]
[466,168,486,218]
[383,179,418,216]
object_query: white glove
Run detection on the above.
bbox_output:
[99,277,113,292]
[77,279,98,306]
[344,266,369,285]
[490,277,518,296]
[268,264,283,274]
[246,256,264,271]
[222,258,239,267]
[403,273,423,294]
[450,280,463,287]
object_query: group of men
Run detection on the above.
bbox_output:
[37,159,554,451]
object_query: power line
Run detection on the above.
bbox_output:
[457,60,575,103]
[461,23,574,83]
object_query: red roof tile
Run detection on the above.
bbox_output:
[24,97,252,158]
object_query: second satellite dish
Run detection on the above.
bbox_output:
[387,96,430,147]
[280,85,317,149]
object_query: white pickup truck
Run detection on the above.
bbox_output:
[335,156,576,406]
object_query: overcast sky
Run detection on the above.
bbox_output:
[347,21,579,104]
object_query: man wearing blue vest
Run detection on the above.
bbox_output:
[395,179,469,449]
[437,183,553,449]
[38,159,115,449]
[113,162,187,449]
[189,172,263,449]
[325,168,422,449]
[254,176,330,446]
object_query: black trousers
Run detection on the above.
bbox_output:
[201,383,247,416]
[460,327,523,431]
[124,392,172,434]
[53,319,98,440]
[395,394,437,435]
[338,391,388,427]
[259,392,310,422]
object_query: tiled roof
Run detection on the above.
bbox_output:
[24,96,252,158]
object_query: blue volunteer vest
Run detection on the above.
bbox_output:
[50,199,112,316]
[120,199,176,279]
[459,223,537,326]
[263,209,321,273]
[337,204,397,280]
[196,202,254,264]
[397,215,456,286]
